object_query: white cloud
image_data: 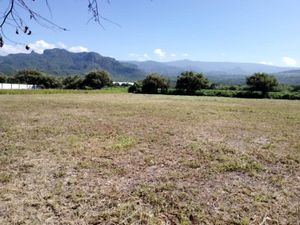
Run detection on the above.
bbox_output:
[171,53,177,57]
[143,53,150,60]
[154,48,166,58]
[259,61,274,66]
[0,44,27,56]
[282,56,297,66]
[0,40,88,56]
[57,42,67,49]
[30,40,56,53]
[68,46,88,53]
[183,53,189,57]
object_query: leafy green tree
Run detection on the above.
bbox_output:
[63,75,83,89]
[14,70,41,84]
[14,70,62,88]
[176,71,209,94]
[0,74,6,83]
[128,81,142,93]
[292,85,300,92]
[82,70,112,89]
[142,74,170,94]
[246,73,279,98]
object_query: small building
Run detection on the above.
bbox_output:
[0,83,36,90]
[113,81,134,86]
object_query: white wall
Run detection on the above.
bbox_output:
[113,82,134,86]
[0,83,35,90]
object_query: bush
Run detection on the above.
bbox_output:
[269,91,300,100]
[292,85,300,92]
[13,70,62,88]
[246,73,279,98]
[128,81,142,93]
[176,71,209,94]
[228,85,241,91]
[141,74,170,94]
[274,84,293,92]
[0,74,6,83]
[63,75,83,89]
[82,70,112,89]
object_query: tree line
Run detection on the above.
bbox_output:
[129,72,300,99]
[0,70,113,90]
[1,69,299,99]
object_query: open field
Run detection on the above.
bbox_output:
[0,87,129,95]
[0,93,299,224]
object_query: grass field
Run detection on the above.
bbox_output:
[0,87,129,95]
[0,93,299,224]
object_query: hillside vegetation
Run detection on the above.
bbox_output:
[0,49,145,81]
[1,48,300,84]
[0,94,299,224]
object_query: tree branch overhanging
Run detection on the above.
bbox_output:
[0,0,109,49]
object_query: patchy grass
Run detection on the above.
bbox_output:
[109,135,137,151]
[0,172,11,183]
[217,156,264,176]
[0,86,128,95]
[0,94,299,224]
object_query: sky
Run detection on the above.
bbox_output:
[0,0,300,67]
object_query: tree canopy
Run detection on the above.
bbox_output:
[142,74,170,94]
[246,73,279,97]
[63,75,84,90]
[13,69,62,88]
[82,70,112,89]
[176,71,209,94]
[0,74,6,83]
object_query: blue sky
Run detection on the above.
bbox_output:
[1,0,300,66]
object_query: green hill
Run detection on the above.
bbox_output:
[0,49,145,81]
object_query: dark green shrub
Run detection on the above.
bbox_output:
[209,83,217,90]
[269,92,300,100]
[63,75,83,89]
[228,85,241,91]
[292,85,300,92]
[176,71,209,94]
[142,74,170,94]
[246,73,279,98]
[235,91,262,98]
[0,74,6,83]
[128,81,142,93]
[13,70,62,88]
[82,70,112,89]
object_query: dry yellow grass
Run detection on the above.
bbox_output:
[0,93,299,224]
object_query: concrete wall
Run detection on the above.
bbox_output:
[0,83,36,90]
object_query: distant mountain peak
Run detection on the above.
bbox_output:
[129,59,300,85]
[1,49,299,84]
[0,48,145,81]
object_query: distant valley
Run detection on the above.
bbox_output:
[129,60,300,85]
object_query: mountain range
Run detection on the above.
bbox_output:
[1,48,300,84]
[0,49,145,81]
[129,60,300,84]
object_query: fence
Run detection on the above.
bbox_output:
[0,83,36,90]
